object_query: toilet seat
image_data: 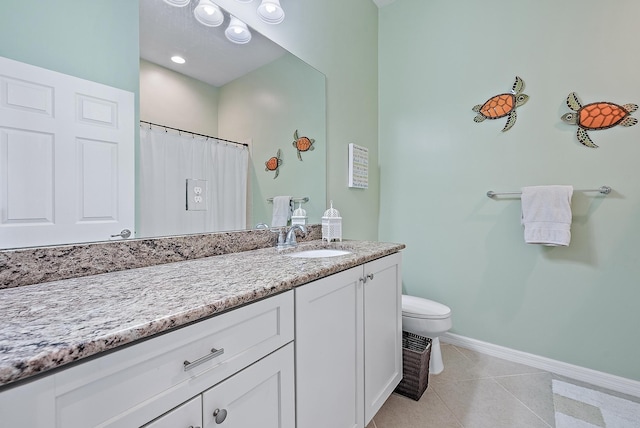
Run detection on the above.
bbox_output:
[402,295,451,320]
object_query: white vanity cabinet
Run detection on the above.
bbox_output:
[143,396,202,428]
[0,290,294,428]
[145,343,295,428]
[295,253,402,428]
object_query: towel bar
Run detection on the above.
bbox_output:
[267,196,309,203]
[486,186,611,198]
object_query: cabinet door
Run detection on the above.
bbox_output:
[295,266,364,428]
[202,343,295,428]
[364,253,403,424]
[143,396,202,428]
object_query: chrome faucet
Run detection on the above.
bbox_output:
[285,224,307,246]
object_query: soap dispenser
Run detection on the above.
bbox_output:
[321,200,342,242]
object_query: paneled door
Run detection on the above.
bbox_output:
[0,56,134,249]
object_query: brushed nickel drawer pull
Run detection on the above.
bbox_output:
[183,347,225,371]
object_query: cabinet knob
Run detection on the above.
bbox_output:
[360,273,375,284]
[213,408,228,424]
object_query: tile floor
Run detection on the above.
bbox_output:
[366,343,640,428]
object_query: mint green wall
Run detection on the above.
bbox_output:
[0,1,138,93]
[140,59,219,137]
[218,54,326,226]
[215,0,380,240]
[379,0,640,380]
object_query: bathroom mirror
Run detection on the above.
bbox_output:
[138,0,326,239]
[0,1,326,250]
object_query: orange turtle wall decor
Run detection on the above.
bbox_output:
[561,92,638,148]
[265,149,282,179]
[472,76,529,132]
[292,130,315,161]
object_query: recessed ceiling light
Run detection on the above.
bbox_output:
[171,56,186,64]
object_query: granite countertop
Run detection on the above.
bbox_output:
[0,240,404,388]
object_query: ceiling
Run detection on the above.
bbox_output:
[139,0,287,87]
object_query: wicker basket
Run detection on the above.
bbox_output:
[394,331,432,401]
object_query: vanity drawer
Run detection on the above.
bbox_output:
[53,291,294,428]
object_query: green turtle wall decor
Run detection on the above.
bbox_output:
[472,76,529,132]
[561,92,638,148]
[292,130,315,161]
[265,149,282,179]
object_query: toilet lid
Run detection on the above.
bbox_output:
[402,295,451,320]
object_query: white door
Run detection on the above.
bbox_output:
[0,55,134,249]
[202,343,295,428]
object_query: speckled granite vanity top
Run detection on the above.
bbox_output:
[0,240,404,388]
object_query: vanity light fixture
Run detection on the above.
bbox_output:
[257,0,285,24]
[171,55,186,64]
[163,0,191,6]
[194,0,224,26]
[225,15,252,44]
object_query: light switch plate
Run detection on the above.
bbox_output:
[186,179,207,211]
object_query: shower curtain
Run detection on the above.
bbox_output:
[139,125,249,238]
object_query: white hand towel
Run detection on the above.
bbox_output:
[271,196,292,227]
[521,185,574,246]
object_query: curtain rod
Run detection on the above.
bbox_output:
[139,120,248,147]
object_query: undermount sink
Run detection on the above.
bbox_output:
[286,249,352,258]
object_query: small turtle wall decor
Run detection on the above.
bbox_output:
[472,76,529,132]
[265,149,282,179]
[561,92,638,148]
[292,129,315,161]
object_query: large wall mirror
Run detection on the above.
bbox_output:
[138,1,326,239]
[0,1,326,250]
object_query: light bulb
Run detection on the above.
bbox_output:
[257,0,284,25]
[194,0,224,27]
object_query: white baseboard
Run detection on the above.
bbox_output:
[441,332,640,398]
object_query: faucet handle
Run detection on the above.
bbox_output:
[277,228,286,245]
[287,229,298,246]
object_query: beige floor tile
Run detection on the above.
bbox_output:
[373,389,463,428]
[453,346,546,378]
[369,343,633,428]
[495,372,555,427]
[430,344,490,384]
[432,378,551,428]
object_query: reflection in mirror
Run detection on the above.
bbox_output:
[0,1,326,250]
[139,0,326,238]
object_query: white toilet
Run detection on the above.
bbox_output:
[401,295,452,374]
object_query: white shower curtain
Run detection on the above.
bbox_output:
[139,125,249,237]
